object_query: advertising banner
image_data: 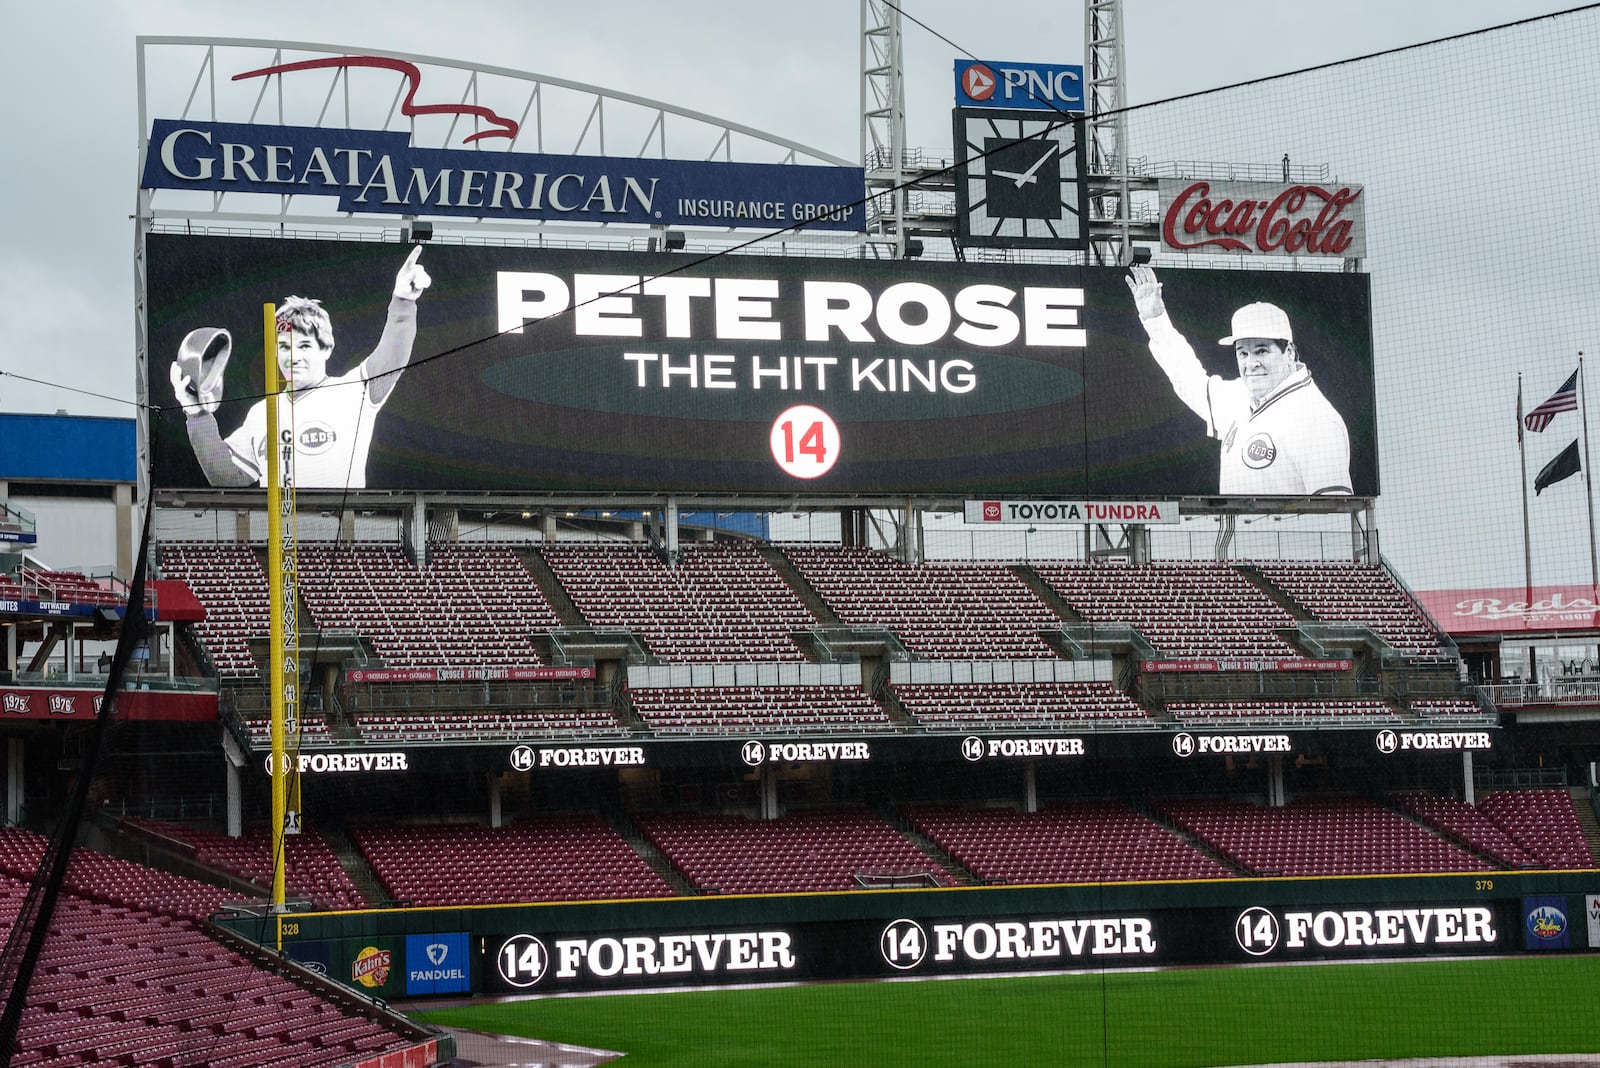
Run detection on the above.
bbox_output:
[346,665,595,683]
[1158,180,1366,259]
[404,933,472,995]
[476,899,1510,995]
[142,120,864,232]
[1413,585,1600,636]
[1522,896,1572,950]
[954,60,1085,112]
[964,499,1179,524]
[1588,892,1600,948]
[148,236,1378,497]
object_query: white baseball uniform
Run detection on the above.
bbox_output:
[223,367,383,488]
[1141,313,1352,496]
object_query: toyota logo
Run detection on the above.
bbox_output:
[741,740,767,766]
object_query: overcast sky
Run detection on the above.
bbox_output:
[1,1,1590,590]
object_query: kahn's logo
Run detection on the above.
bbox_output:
[298,424,337,454]
[47,695,76,716]
[352,946,392,988]
[3,694,29,715]
[1242,432,1277,469]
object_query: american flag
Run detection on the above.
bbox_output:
[1523,369,1579,433]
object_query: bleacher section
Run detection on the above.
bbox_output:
[892,681,1149,729]
[1249,561,1449,659]
[296,541,563,669]
[17,567,120,606]
[627,684,893,733]
[905,803,1235,884]
[0,833,423,1066]
[782,546,1060,660]
[540,541,815,662]
[1475,789,1597,869]
[1033,560,1301,660]
[348,818,674,905]
[1166,699,1399,725]
[1389,792,1540,868]
[353,707,626,741]
[118,818,365,910]
[1156,797,1493,876]
[0,827,243,919]
[635,809,951,893]
[159,542,269,678]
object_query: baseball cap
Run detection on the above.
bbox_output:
[176,327,232,394]
[1218,302,1293,345]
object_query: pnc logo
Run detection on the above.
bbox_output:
[962,64,997,101]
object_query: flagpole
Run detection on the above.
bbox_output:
[1519,373,1532,610]
[1579,353,1597,595]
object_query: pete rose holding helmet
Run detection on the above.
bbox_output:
[1125,264,1351,496]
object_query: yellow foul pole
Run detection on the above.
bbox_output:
[264,304,302,916]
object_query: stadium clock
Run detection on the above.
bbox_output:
[954,107,1088,249]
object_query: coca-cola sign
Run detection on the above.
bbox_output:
[1158,180,1366,258]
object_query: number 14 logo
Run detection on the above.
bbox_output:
[770,405,841,479]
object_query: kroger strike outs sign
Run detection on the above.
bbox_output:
[1158,180,1366,259]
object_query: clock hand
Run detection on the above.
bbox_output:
[1014,143,1059,183]
[991,168,1037,186]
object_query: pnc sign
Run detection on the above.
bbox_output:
[954,60,1084,112]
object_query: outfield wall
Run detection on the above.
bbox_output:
[221,872,1600,999]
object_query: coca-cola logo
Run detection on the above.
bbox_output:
[1162,181,1362,256]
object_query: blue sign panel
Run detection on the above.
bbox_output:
[1523,896,1570,950]
[142,120,864,232]
[955,60,1085,112]
[406,932,471,995]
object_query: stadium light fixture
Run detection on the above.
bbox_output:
[403,220,434,243]
[663,230,687,251]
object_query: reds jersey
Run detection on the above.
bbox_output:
[1142,314,1352,495]
[223,368,383,488]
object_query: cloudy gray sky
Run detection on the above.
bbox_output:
[2,1,1590,589]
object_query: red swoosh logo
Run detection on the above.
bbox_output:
[233,56,518,144]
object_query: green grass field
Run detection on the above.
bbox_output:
[413,955,1600,1067]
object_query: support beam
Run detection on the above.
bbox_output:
[759,765,779,820]
[488,772,504,829]
[1267,754,1286,808]
[1023,762,1038,814]
[6,738,24,826]
[1461,751,1475,805]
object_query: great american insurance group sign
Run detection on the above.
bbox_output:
[140,54,865,231]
